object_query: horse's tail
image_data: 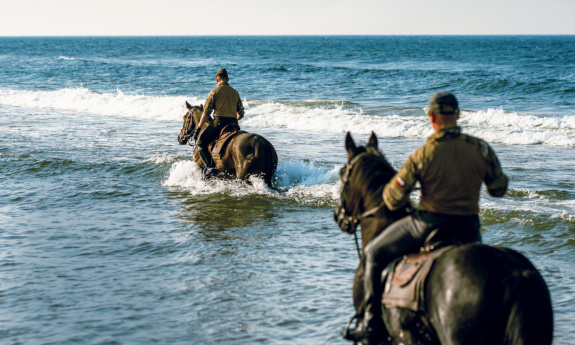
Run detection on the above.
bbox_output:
[239,134,278,187]
[502,264,553,345]
[255,136,278,187]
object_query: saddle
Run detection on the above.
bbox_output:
[206,124,246,166]
[380,228,472,312]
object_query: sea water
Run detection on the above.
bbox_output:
[1,36,574,344]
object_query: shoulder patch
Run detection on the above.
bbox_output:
[462,134,490,159]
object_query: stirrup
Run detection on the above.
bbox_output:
[203,168,217,178]
[342,313,363,342]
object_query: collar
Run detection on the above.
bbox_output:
[427,125,461,142]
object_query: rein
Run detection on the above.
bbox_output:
[335,151,387,259]
[183,109,198,147]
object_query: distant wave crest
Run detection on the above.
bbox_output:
[1,87,574,147]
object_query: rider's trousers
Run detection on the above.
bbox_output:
[196,116,238,151]
[363,210,481,311]
[196,116,239,169]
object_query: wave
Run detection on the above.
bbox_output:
[0,87,198,122]
[2,87,575,147]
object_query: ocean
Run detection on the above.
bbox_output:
[0,36,574,344]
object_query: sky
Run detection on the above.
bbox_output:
[1,0,574,36]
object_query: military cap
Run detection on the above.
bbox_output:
[429,91,459,115]
[216,68,228,79]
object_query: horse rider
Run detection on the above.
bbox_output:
[192,68,245,178]
[347,91,509,344]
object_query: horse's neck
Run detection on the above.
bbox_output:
[201,118,213,128]
[360,216,390,249]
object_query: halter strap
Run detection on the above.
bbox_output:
[341,151,386,221]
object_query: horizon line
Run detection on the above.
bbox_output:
[1,34,575,38]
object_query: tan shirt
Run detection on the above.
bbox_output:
[383,125,508,215]
[203,82,245,118]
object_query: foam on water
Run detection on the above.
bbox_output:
[163,159,341,206]
[0,87,198,122]
[2,87,575,147]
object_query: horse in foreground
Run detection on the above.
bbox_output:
[178,102,278,187]
[335,132,553,345]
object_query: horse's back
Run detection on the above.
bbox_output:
[426,243,553,345]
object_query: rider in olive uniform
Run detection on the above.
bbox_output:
[347,92,509,344]
[192,68,245,177]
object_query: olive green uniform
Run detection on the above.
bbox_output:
[361,125,508,332]
[383,125,508,214]
[202,82,244,119]
[196,82,245,166]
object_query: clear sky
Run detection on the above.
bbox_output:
[1,0,574,36]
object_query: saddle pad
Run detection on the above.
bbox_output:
[382,246,454,312]
[208,129,247,160]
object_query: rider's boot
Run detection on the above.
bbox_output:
[343,259,385,344]
[198,148,217,178]
[342,298,384,344]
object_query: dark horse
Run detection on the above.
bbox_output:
[178,101,278,187]
[335,132,553,345]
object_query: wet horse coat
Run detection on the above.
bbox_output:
[178,102,278,187]
[335,132,553,345]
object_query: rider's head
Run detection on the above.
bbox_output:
[427,91,460,131]
[216,68,229,83]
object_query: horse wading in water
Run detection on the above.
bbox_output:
[178,102,278,187]
[335,132,553,345]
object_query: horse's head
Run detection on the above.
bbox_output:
[178,101,204,145]
[334,132,404,237]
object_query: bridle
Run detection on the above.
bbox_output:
[182,108,198,147]
[334,150,386,258]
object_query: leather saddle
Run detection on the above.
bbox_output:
[207,124,246,162]
[380,228,476,312]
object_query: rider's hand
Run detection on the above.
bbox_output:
[237,114,244,120]
[191,127,200,140]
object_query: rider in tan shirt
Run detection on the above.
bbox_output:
[347,91,508,344]
[192,68,245,178]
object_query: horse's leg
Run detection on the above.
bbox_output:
[192,149,204,169]
[352,259,365,314]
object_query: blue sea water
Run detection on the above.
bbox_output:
[1,36,574,344]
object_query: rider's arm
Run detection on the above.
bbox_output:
[236,97,245,120]
[382,149,421,210]
[199,91,216,128]
[484,145,508,197]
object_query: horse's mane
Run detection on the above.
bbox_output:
[358,147,396,185]
[353,146,398,205]
[350,145,413,227]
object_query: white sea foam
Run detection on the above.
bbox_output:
[163,158,341,205]
[58,56,76,60]
[2,87,575,147]
[0,87,199,122]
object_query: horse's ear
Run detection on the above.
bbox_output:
[367,132,378,149]
[199,104,204,111]
[345,132,357,153]
[185,101,193,110]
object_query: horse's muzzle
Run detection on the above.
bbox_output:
[334,207,357,234]
[178,133,190,145]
